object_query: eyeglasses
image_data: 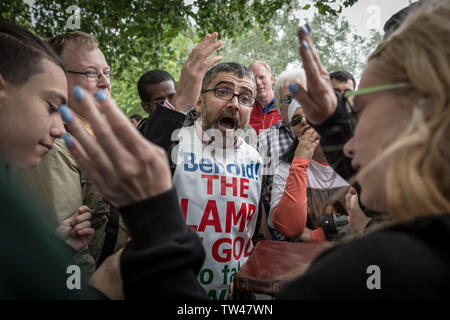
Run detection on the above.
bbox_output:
[66,70,114,81]
[344,83,408,98]
[201,88,255,107]
[340,82,410,132]
[281,95,294,104]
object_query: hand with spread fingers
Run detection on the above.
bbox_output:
[55,205,95,251]
[59,87,172,208]
[289,23,337,125]
[171,32,223,112]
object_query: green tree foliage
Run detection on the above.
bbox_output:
[1,0,361,116]
[219,2,382,84]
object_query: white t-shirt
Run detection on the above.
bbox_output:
[172,125,263,299]
[269,158,349,229]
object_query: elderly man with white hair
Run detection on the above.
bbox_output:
[255,69,306,241]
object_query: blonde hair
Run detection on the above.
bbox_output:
[249,60,272,74]
[368,0,450,220]
[48,31,99,57]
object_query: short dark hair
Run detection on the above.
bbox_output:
[0,20,64,86]
[137,70,175,102]
[130,114,143,121]
[329,70,356,90]
[202,62,256,90]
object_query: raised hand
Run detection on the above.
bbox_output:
[288,24,337,125]
[59,87,172,208]
[55,205,95,251]
[171,32,223,112]
[294,117,320,161]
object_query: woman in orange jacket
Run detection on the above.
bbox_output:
[268,100,352,242]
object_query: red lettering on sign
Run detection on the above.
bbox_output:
[221,176,238,196]
[233,237,245,260]
[240,178,249,198]
[198,200,222,232]
[212,237,232,262]
[180,198,198,231]
[244,236,253,258]
[225,201,247,233]
[211,236,253,263]
[180,198,188,220]
[201,174,219,194]
[247,203,256,227]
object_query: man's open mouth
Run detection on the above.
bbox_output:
[218,117,237,130]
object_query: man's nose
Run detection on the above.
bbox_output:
[97,74,111,93]
[227,94,240,111]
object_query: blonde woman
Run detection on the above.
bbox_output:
[278,0,450,299]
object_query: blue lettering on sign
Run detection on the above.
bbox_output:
[184,152,198,171]
[183,152,260,181]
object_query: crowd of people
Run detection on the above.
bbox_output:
[0,0,449,300]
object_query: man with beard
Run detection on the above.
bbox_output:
[139,35,262,299]
[171,62,262,299]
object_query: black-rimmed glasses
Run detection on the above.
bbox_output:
[201,88,255,107]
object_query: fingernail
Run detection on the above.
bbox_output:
[58,104,72,123]
[96,90,106,102]
[73,86,84,100]
[62,133,74,149]
[289,83,300,94]
[306,23,311,33]
[301,25,309,36]
[302,40,309,50]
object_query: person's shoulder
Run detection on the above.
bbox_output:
[136,117,148,132]
[52,139,78,168]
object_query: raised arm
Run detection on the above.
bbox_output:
[171,32,223,112]
[288,24,337,125]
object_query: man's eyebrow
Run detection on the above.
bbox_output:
[79,64,110,71]
[238,85,254,95]
[44,90,67,105]
[215,81,236,88]
[215,81,254,94]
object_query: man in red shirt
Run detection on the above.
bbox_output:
[248,61,282,135]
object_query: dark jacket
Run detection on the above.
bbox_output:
[277,214,450,299]
[0,166,206,299]
[137,105,186,154]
